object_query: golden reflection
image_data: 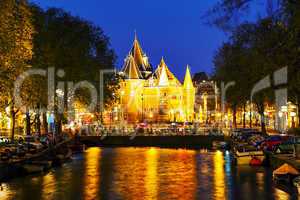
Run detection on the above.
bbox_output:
[42,172,57,200]
[0,183,16,200]
[256,173,264,190]
[274,188,290,200]
[113,148,147,200]
[213,150,225,200]
[83,147,101,200]
[159,149,197,200]
[145,148,158,200]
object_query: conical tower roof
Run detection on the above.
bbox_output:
[155,57,181,86]
[121,55,143,79]
[129,34,152,73]
[183,65,194,89]
[158,64,169,86]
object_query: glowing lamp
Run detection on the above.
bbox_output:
[149,112,153,118]
[281,106,288,112]
[290,112,296,117]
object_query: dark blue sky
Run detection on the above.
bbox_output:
[30,0,235,79]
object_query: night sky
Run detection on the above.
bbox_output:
[30,0,263,80]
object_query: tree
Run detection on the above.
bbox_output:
[214,43,249,128]
[30,6,118,134]
[0,0,34,140]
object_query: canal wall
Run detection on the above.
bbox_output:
[79,136,227,149]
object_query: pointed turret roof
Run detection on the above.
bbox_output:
[158,64,169,86]
[183,65,194,89]
[155,57,181,86]
[129,34,152,73]
[121,55,143,79]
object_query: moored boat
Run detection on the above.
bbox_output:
[22,164,44,174]
[53,148,72,166]
[212,141,229,150]
[273,163,300,184]
[234,145,264,165]
[250,156,263,166]
[68,143,85,154]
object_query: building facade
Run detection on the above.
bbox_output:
[193,73,220,124]
[118,36,195,123]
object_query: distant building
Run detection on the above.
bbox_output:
[117,35,195,123]
[193,73,220,123]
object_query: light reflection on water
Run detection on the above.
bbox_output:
[83,147,101,200]
[42,173,56,200]
[213,151,225,200]
[145,148,158,200]
[0,147,294,200]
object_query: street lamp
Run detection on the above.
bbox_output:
[141,94,144,122]
[120,90,125,123]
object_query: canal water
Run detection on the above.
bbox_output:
[0,147,296,200]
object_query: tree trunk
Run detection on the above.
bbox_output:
[297,103,300,127]
[233,105,237,129]
[26,111,31,136]
[257,102,267,134]
[36,113,41,136]
[10,111,16,142]
[260,113,267,134]
[243,103,246,128]
[42,112,48,134]
[55,113,62,135]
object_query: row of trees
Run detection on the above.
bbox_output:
[0,0,118,140]
[208,0,300,133]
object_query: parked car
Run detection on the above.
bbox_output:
[282,136,300,145]
[23,136,44,152]
[248,135,266,147]
[237,131,264,142]
[274,144,294,154]
[209,129,224,136]
[39,135,50,147]
[261,135,290,151]
[273,137,300,154]
[0,136,9,144]
[0,148,12,161]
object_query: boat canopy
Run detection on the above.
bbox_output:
[273,163,300,176]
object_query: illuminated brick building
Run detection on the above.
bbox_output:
[118,35,195,123]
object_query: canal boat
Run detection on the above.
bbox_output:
[68,143,86,154]
[22,161,52,174]
[22,164,44,174]
[249,156,263,166]
[273,163,300,184]
[53,148,72,166]
[233,145,264,165]
[212,141,228,150]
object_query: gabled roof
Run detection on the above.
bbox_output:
[154,58,181,86]
[183,65,194,89]
[121,55,143,79]
[129,35,152,72]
